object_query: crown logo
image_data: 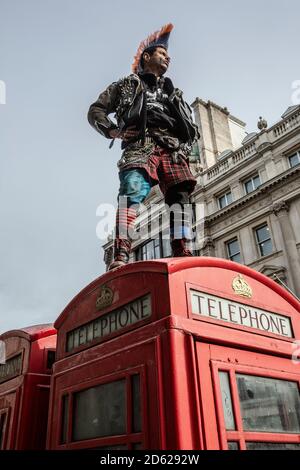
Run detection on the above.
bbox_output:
[232,274,252,298]
[96,285,114,311]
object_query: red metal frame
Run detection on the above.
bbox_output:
[48,334,162,450]
[198,343,300,449]
[0,325,57,449]
[0,407,10,450]
[53,367,147,450]
[47,258,300,450]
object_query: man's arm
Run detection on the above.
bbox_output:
[87,82,119,139]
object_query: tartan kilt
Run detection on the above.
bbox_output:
[119,145,196,195]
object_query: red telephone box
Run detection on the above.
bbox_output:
[47,258,300,450]
[0,324,56,449]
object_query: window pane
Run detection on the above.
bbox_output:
[237,375,300,433]
[219,192,232,209]
[228,442,239,450]
[219,371,236,430]
[190,142,200,158]
[231,253,241,263]
[246,442,300,450]
[228,239,239,256]
[60,395,69,444]
[132,375,141,433]
[0,353,22,384]
[154,237,160,247]
[245,180,253,194]
[154,238,161,258]
[227,192,233,204]
[135,248,142,261]
[73,379,126,441]
[162,238,172,257]
[219,195,226,209]
[146,241,155,260]
[253,175,261,189]
[227,239,241,262]
[256,225,270,243]
[259,239,273,257]
[289,153,300,168]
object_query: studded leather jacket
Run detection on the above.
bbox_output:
[87,73,199,146]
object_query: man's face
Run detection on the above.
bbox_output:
[143,47,170,75]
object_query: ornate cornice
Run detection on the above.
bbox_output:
[206,166,300,223]
[272,200,290,215]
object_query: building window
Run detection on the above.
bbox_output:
[244,174,261,194]
[136,239,160,261]
[135,232,172,261]
[288,151,300,168]
[218,191,233,209]
[161,237,172,258]
[226,238,241,263]
[189,142,201,163]
[255,224,273,257]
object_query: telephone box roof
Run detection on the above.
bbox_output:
[54,258,300,329]
[0,323,57,342]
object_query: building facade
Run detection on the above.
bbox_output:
[103,102,300,299]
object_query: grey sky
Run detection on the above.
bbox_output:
[0,0,299,333]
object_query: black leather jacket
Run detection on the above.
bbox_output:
[88,73,199,145]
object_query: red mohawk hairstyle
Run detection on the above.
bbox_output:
[132,23,174,74]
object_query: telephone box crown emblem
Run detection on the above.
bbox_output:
[232,274,252,298]
[96,285,114,311]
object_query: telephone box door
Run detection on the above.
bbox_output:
[196,342,300,450]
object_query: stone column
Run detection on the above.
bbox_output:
[272,201,300,297]
[240,226,257,264]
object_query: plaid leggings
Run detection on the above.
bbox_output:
[114,162,194,261]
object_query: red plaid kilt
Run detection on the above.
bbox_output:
[121,145,196,195]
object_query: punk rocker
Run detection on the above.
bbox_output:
[88,24,199,270]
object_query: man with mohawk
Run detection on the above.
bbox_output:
[88,24,199,270]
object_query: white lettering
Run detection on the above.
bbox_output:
[67,294,151,351]
[191,290,293,338]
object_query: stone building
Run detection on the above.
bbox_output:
[103,102,300,299]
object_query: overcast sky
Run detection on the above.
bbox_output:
[0,0,299,333]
